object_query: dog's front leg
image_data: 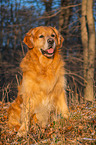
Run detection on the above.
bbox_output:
[56,91,69,118]
[17,98,31,137]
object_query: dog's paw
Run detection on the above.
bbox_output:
[16,123,28,137]
[16,130,27,137]
[62,110,70,119]
[63,113,69,119]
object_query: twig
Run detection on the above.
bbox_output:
[38,3,81,20]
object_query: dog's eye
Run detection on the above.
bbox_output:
[51,34,55,37]
[39,35,44,38]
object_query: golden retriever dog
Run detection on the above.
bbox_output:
[8,26,69,136]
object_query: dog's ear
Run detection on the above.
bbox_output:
[50,27,64,48]
[23,29,34,49]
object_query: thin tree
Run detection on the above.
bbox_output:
[43,0,53,25]
[81,0,95,101]
[59,0,71,58]
[59,0,71,34]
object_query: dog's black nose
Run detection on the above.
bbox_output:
[47,38,54,44]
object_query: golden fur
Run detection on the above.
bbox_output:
[8,26,69,136]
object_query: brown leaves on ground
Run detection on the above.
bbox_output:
[0,101,96,145]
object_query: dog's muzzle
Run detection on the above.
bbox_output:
[41,38,55,58]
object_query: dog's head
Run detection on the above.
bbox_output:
[23,26,64,58]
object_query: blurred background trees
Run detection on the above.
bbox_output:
[0,0,96,103]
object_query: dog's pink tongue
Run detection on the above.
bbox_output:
[47,48,54,53]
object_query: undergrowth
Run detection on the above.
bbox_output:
[0,101,95,145]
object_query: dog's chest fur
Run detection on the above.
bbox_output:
[20,50,65,95]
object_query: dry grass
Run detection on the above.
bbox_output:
[0,101,95,145]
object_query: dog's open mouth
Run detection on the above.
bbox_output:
[41,48,55,58]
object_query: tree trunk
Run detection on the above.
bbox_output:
[59,0,70,34]
[0,1,3,47]
[81,0,88,80]
[44,0,53,25]
[81,0,95,101]
[85,0,95,101]
[59,0,71,58]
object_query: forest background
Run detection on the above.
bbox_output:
[0,0,96,102]
[0,0,96,144]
